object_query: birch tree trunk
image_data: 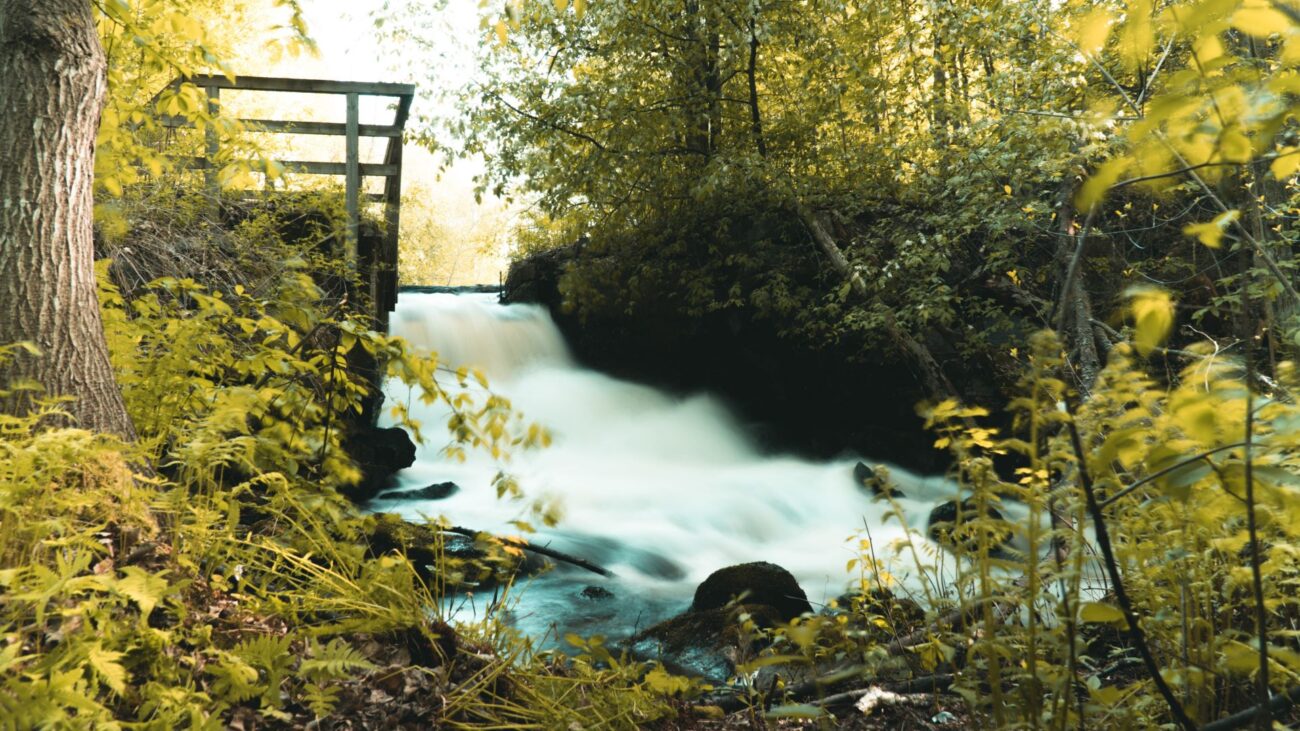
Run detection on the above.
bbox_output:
[0,0,136,439]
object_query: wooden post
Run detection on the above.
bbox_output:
[345,92,360,265]
[381,136,403,318]
[205,85,220,207]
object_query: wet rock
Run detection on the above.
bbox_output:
[377,481,460,501]
[855,461,903,498]
[341,426,417,503]
[628,605,782,684]
[926,499,1013,554]
[692,561,812,621]
[580,585,614,600]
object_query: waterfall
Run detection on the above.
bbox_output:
[380,292,965,641]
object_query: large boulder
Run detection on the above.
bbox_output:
[692,561,812,621]
[341,426,417,503]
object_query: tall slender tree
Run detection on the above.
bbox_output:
[0,0,136,439]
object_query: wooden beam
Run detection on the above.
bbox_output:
[245,119,403,138]
[184,74,415,98]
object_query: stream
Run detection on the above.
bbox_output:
[376,292,964,646]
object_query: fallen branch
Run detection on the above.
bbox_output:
[702,669,954,714]
[1200,685,1300,731]
[446,526,614,577]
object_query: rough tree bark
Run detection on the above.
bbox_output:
[1052,175,1104,395]
[0,0,137,439]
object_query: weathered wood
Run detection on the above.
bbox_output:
[160,73,414,323]
[178,157,399,177]
[204,86,220,201]
[181,74,414,97]
[163,117,402,138]
[345,92,360,260]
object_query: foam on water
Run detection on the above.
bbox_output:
[380,292,963,639]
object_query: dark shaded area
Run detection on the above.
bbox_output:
[503,245,954,471]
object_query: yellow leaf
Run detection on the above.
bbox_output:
[1076,8,1115,56]
[1272,147,1300,179]
[1232,6,1292,37]
[1003,184,1012,196]
[574,0,587,19]
[554,0,568,11]
[87,643,128,694]
[1078,602,1125,624]
[1076,158,1127,212]
[1195,33,1226,63]
[494,20,508,46]
[1127,286,1175,357]
[1182,209,1240,249]
[1221,640,1260,674]
[101,175,124,198]
[1119,0,1154,69]
[1218,127,1252,162]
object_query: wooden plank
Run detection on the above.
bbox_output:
[243,119,403,138]
[345,93,360,263]
[161,117,402,138]
[182,74,414,98]
[179,157,399,177]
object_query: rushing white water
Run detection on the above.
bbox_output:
[379,292,965,641]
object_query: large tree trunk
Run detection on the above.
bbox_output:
[0,0,136,439]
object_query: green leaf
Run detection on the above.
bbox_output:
[765,704,828,719]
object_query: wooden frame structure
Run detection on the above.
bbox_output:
[160,74,415,320]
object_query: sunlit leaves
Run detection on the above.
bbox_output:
[1182,209,1240,248]
[1230,3,1292,37]
[1075,7,1115,56]
[1126,286,1175,356]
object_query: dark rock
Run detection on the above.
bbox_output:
[854,461,903,498]
[340,426,417,503]
[377,481,460,501]
[692,561,812,621]
[580,585,614,600]
[926,499,1013,554]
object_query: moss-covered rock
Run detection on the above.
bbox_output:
[691,561,812,621]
